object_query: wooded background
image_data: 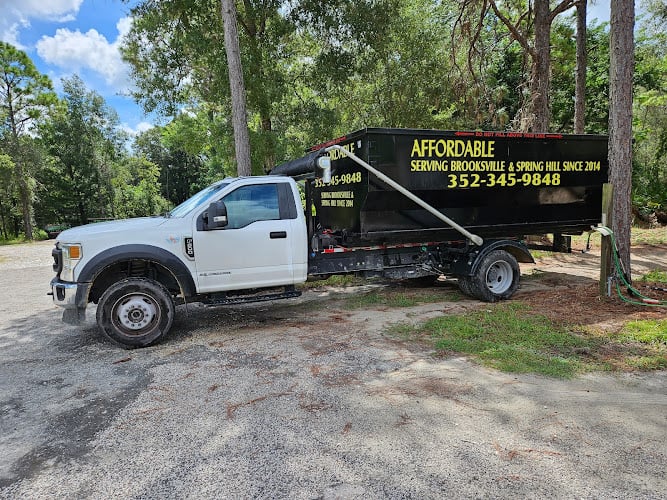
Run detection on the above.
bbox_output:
[1,0,664,251]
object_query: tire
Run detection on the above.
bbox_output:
[96,278,175,348]
[457,276,475,297]
[469,250,520,302]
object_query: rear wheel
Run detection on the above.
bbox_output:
[469,250,520,302]
[96,278,174,348]
[457,276,474,297]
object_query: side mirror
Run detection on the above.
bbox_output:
[316,155,332,183]
[204,200,228,229]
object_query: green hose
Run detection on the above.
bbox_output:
[598,226,667,307]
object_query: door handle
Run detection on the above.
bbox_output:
[270,231,287,239]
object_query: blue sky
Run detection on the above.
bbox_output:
[1,0,613,138]
[1,0,151,137]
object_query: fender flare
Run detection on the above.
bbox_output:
[452,239,533,277]
[77,244,197,298]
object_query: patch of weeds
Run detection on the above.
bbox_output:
[632,227,667,245]
[524,269,546,280]
[419,303,593,378]
[625,356,667,370]
[301,274,364,289]
[388,322,418,340]
[640,269,667,284]
[617,319,667,344]
[396,302,666,377]
[347,291,385,308]
[347,289,460,309]
[530,250,554,260]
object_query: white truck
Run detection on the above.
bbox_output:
[50,128,608,348]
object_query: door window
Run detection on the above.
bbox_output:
[221,184,280,229]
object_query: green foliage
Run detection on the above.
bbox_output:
[632,22,667,211]
[134,120,209,205]
[0,2,664,224]
[112,157,170,218]
[640,269,667,283]
[347,288,458,309]
[0,151,17,239]
[37,75,123,225]
[618,319,667,344]
[0,42,57,238]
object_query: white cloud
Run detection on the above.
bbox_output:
[0,0,84,47]
[36,17,133,90]
[121,121,154,137]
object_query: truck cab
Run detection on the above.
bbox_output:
[51,175,307,348]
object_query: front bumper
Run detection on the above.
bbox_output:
[50,278,89,309]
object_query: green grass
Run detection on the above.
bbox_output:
[640,269,667,283]
[390,302,667,378]
[0,230,49,245]
[300,274,365,289]
[631,226,667,245]
[347,289,461,309]
[618,319,667,344]
[565,227,667,250]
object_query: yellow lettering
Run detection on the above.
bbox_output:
[411,139,423,157]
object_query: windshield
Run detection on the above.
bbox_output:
[168,181,230,218]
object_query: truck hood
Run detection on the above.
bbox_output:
[57,217,169,242]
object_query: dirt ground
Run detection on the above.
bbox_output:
[519,242,667,331]
[0,239,665,498]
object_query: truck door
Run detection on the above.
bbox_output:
[193,182,296,293]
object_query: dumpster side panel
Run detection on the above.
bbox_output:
[311,128,607,244]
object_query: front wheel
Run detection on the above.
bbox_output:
[468,250,520,302]
[96,278,175,348]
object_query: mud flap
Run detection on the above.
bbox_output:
[62,307,86,325]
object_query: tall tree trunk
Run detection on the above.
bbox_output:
[260,115,276,173]
[221,0,252,176]
[574,0,587,134]
[7,112,34,239]
[15,159,34,239]
[529,0,552,132]
[608,0,635,277]
[488,0,576,133]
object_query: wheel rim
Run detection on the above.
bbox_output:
[112,292,160,335]
[485,260,514,294]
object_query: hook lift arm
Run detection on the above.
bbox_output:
[324,144,484,246]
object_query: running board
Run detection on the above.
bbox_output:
[201,285,301,306]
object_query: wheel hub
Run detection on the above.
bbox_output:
[486,260,513,293]
[117,296,157,331]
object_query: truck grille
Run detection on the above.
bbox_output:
[52,246,62,274]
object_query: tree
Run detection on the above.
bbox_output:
[122,0,399,172]
[574,0,587,134]
[39,75,124,225]
[134,119,209,205]
[608,0,635,275]
[0,42,56,239]
[457,0,577,131]
[112,156,169,218]
[632,4,667,219]
[221,0,251,176]
[0,152,15,239]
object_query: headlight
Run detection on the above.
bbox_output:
[61,244,82,282]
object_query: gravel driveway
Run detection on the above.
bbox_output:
[0,240,665,498]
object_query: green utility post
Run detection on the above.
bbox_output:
[599,183,613,297]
